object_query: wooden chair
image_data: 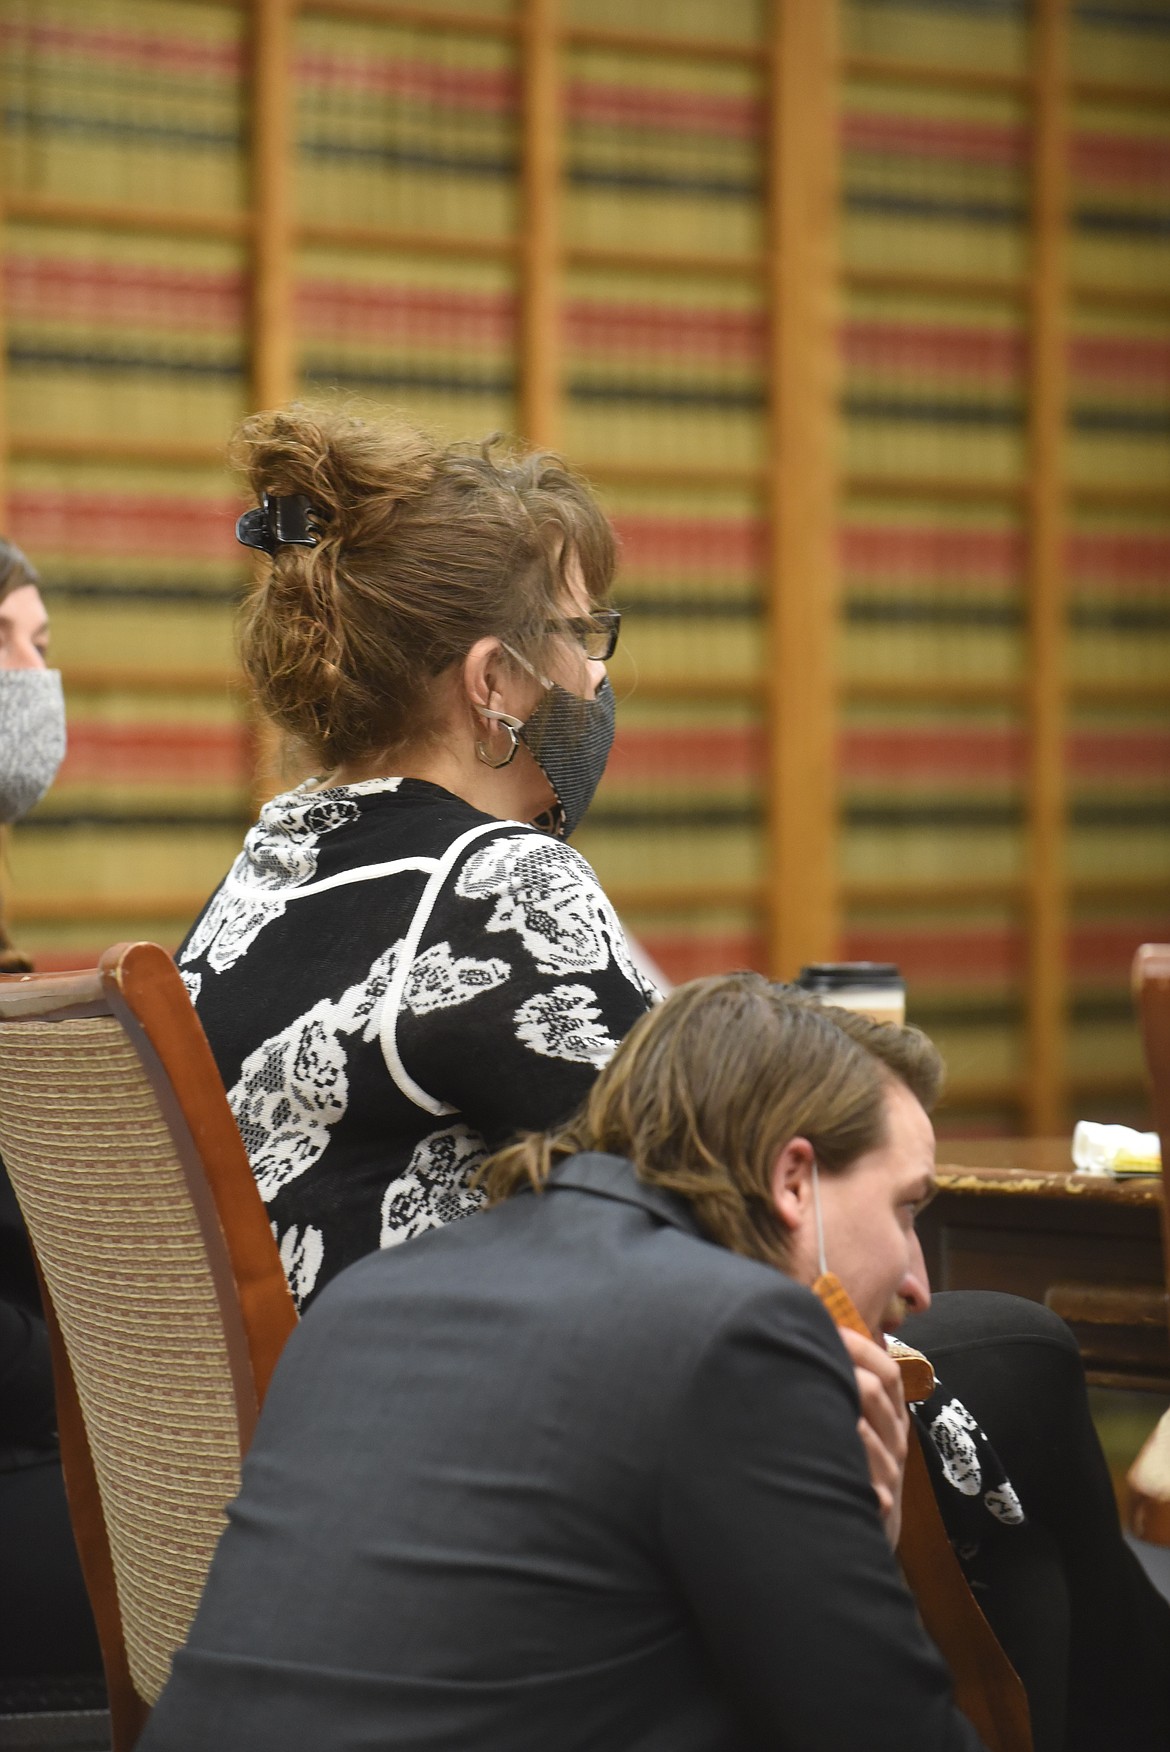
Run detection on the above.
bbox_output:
[818,1277,1033,1752]
[1126,943,1170,1546]
[0,943,298,1752]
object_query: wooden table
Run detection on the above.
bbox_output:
[920,1138,1168,1389]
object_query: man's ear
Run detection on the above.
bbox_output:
[769,1136,817,1235]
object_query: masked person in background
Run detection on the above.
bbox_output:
[0,539,102,1689]
[0,544,64,967]
[181,408,1169,1750]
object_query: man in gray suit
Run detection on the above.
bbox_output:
[142,976,985,1751]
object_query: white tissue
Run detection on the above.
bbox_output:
[1071,1120,1161,1176]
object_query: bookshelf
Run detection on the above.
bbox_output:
[0,0,1166,1132]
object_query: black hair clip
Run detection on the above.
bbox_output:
[236,492,321,557]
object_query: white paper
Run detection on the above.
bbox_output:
[1071,1120,1161,1176]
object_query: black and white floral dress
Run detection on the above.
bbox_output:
[179,777,658,1312]
[180,775,1025,1550]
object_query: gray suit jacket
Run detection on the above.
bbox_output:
[142,1154,984,1751]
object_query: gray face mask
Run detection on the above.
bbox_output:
[518,676,615,839]
[480,667,616,840]
[0,669,66,823]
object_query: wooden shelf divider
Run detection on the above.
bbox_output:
[846,268,1170,319]
[1072,78,1170,111]
[518,0,562,448]
[8,895,216,926]
[60,668,245,696]
[849,875,1170,910]
[844,265,1027,305]
[300,221,516,259]
[300,0,518,35]
[763,0,842,979]
[845,474,1026,506]
[1072,282,1170,317]
[251,0,298,411]
[9,436,228,469]
[843,677,1170,709]
[842,51,1167,112]
[248,0,299,805]
[1069,679,1170,708]
[842,54,1030,97]
[1073,483,1170,511]
[566,244,765,280]
[1070,876,1170,905]
[844,676,1025,707]
[847,879,1024,910]
[3,191,253,241]
[564,24,764,65]
[1024,0,1071,1136]
[580,458,768,490]
[940,1071,1148,1110]
[604,884,764,914]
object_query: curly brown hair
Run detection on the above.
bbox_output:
[232,404,616,770]
[481,973,944,1269]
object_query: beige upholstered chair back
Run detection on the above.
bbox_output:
[1,1014,241,1699]
[0,944,297,1751]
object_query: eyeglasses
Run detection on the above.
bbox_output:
[558,609,621,661]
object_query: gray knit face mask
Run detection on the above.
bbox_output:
[518,675,615,839]
[479,649,615,839]
[0,668,66,823]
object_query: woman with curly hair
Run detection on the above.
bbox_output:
[179,404,654,1310]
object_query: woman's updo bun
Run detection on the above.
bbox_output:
[232,404,615,770]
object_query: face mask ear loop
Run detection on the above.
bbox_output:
[810,1154,828,1279]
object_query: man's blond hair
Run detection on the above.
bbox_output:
[481,973,943,1268]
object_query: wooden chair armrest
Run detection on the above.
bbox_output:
[1128,1408,1170,1547]
[888,1340,937,1403]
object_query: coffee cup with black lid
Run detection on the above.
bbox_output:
[796,963,906,1028]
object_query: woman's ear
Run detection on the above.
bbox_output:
[769,1137,816,1236]
[462,636,506,720]
[463,637,542,726]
